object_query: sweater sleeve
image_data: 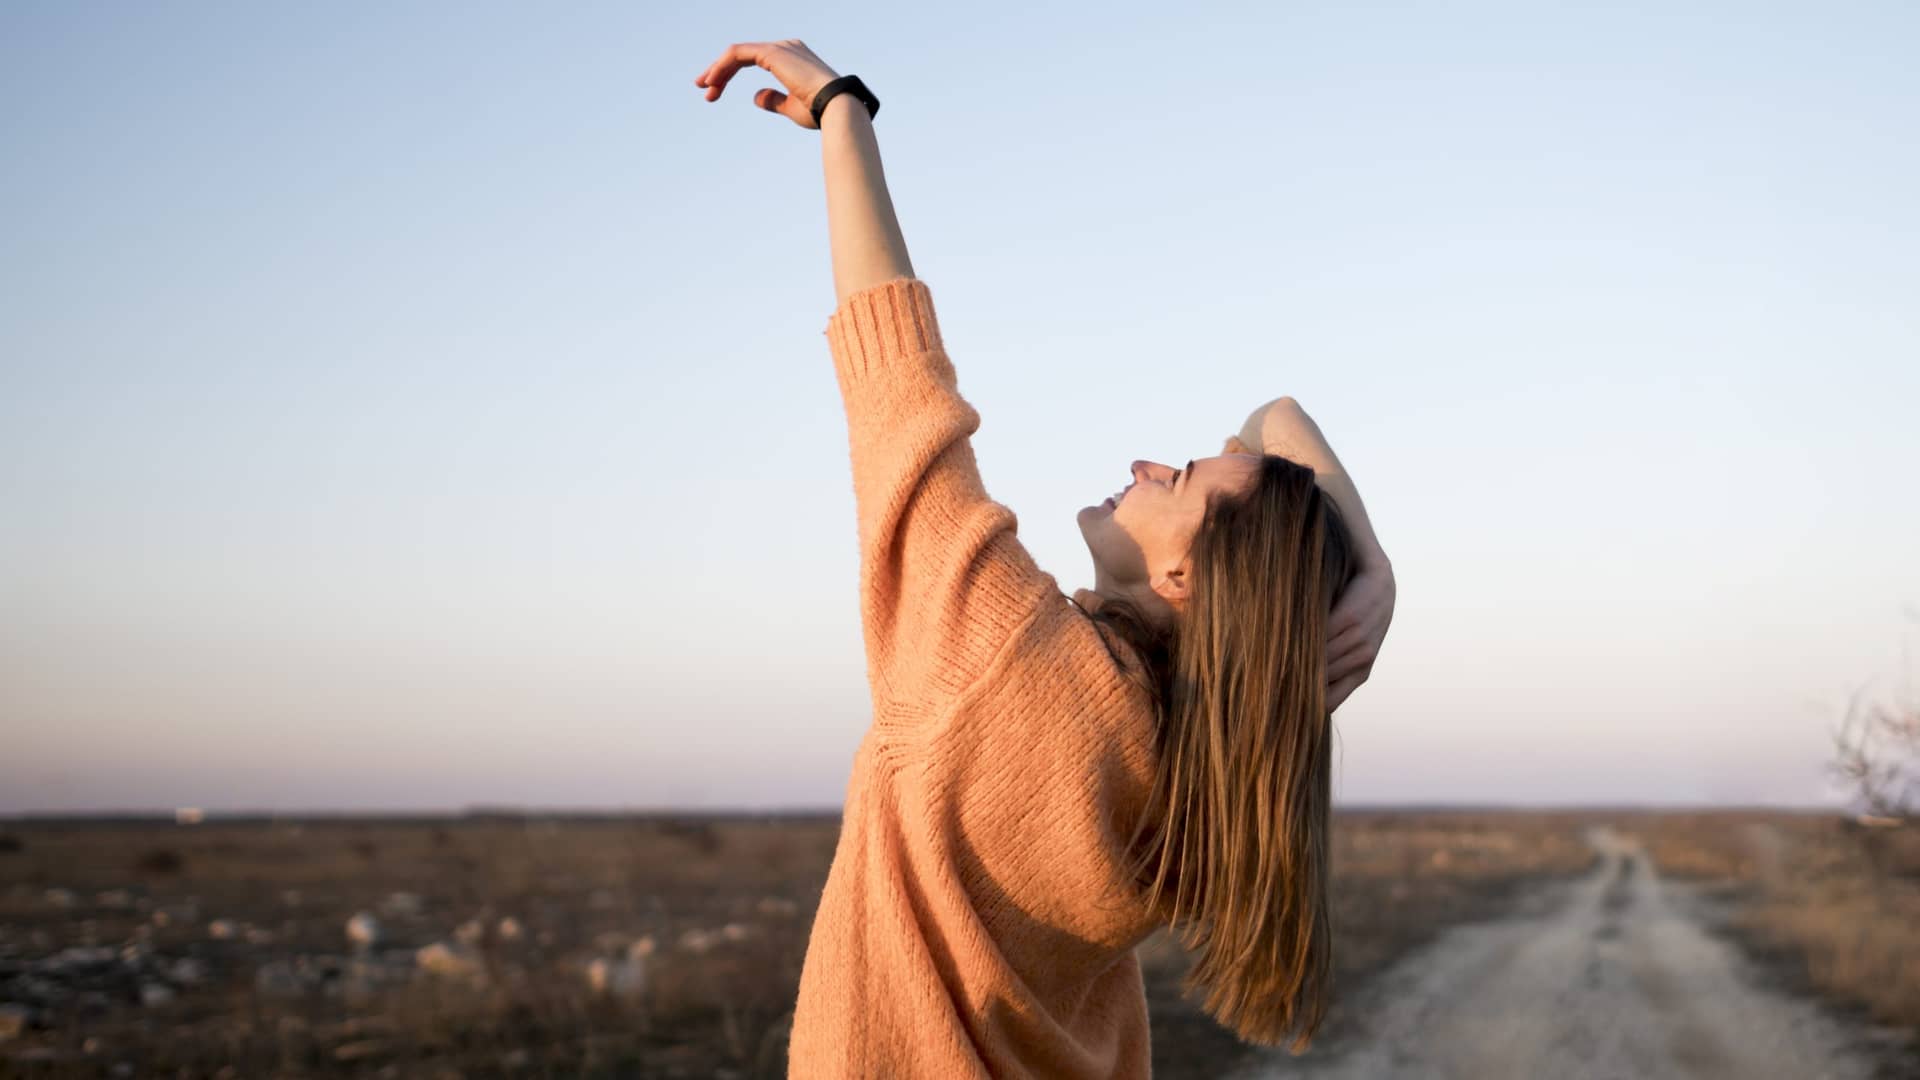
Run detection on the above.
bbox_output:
[822,277,1060,732]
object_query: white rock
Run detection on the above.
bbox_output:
[496,916,524,942]
[379,891,423,918]
[346,912,382,951]
[627,934,657,961]
[719,922,755,942]
[414,942,484,981]
[585,953,647,998]
[453,919,485,947]
[207,919,238,940]
[169,958,206,986]
[755,896,799,917]
[139,983,175,1007]
[678,928,716,954]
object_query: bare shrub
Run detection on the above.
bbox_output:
[1828,613,1919,852]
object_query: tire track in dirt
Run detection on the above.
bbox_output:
[1226,825,1910,1079]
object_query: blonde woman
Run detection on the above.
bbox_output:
[695,40,1397,1079]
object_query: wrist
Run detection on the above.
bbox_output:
[820,92,866,126]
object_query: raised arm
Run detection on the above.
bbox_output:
[1226,397,1394,710]
[695,41,1061,730]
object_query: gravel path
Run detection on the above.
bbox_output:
[1226,825,1910,1080]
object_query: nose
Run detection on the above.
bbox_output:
[1130,459,1171,483]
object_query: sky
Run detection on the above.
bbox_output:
[2,1,1916,814]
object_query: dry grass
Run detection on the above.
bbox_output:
[0,810,1598,1078]
[1625,809,1920,1032]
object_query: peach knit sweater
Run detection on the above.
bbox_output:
[788,277,1168,1078]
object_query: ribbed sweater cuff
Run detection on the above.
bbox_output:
[822,277,947,380]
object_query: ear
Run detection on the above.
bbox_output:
[1149,555,1191,606]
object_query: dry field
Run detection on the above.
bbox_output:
[1,810,1599,1077]
[1623,808,1920,1034]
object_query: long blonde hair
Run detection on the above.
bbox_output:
[1087,453,1359,1053]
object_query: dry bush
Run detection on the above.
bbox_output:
[1636,810,1920,1030]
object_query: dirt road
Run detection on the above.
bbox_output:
[1228,825,1909,1079]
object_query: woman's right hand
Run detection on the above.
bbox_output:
[693,40,844,130]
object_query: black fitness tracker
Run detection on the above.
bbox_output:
[810,74,880,128]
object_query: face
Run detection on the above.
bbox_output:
[1077,453,1263,610]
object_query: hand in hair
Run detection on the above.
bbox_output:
[1325,560,1393,711]
[1225,402,1395,711]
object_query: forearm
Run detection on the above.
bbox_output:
[1238,398,1387,567]
[820,95,915,307]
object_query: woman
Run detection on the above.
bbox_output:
[695,41,1396,1079]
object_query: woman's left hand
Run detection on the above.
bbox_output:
[1326,559,1394,712]
[694,40,843,130]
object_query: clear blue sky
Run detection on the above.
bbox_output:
[3,1,1916,813]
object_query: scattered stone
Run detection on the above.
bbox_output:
[95,889,135,910]
[281,888,304,907]
[169,958,206,986]
[414,942,484,981]
[44,887,76,908]
[334,1039,390,1062]
[254,961,304,998]
[346,912,382,951]
[207,919,238,940]
[245,927,275,946]
[756,896,799,917]
[139,982,175,1007]
[585,956,644,997]
[47,945,117,973]
[678,928,716,954]
[719,922,755,942]
[151,900,199,928]
[496,916,524,942]
[453,919,485,947]
[379,891,423,919]
[81,1036,105,1055]
[501,1048,531,1068]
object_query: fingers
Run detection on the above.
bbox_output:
[1327,642,1372,684]
[1327,621,1364,658]
[694,42,773,101]
[755,88,790,115]
[1327,670,1364,713]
